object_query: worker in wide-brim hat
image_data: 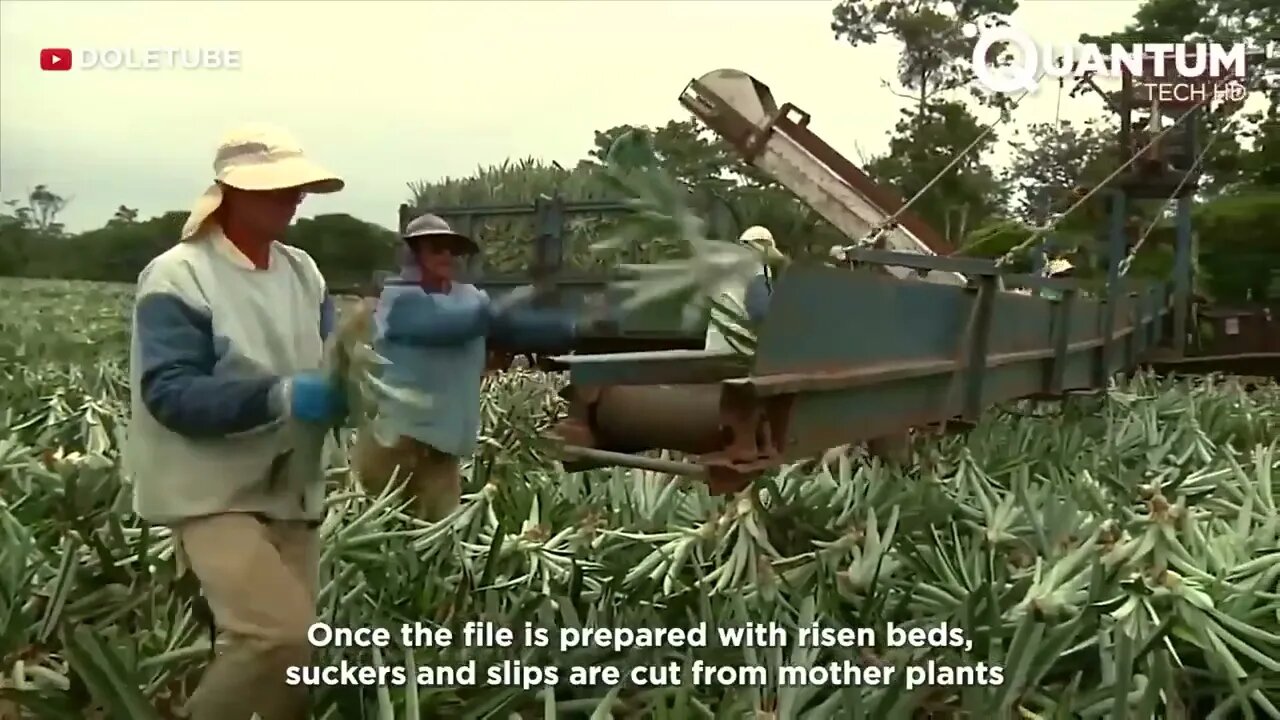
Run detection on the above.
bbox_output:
[352,212,602,522]
[125,122,348,720]
[705,225,787,351]
[1034,257,1076,300]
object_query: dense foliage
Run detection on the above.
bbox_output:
[1,276,1278,719]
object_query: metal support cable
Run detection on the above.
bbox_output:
[1054,77,1064,125]
[860,73,1044,247]
[993,93,1212,268]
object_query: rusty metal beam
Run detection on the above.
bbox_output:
[561,446,708,477]
[554,264,1175,492]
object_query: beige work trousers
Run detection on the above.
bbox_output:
[175,513,318,720]
[353,432,462,522]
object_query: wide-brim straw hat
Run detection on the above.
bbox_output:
[402,213,480,256]
[180,123,345,241]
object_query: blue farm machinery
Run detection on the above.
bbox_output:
[380,67,1277,494]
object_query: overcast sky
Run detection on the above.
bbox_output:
[1,0,1147,233]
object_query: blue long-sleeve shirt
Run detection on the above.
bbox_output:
[370,280,577,456]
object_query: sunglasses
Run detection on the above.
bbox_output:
[416,240,468,257]
[259,187,306,205]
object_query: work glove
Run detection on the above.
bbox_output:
[284,371,347,425]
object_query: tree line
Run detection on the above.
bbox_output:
[1,0,1276,302]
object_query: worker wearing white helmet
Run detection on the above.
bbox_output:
[739,225,779,252]
[1045,257,1074,276]
[705,225,786,352]
[1034,256,1076,300]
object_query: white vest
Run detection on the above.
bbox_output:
[125,229,331,525]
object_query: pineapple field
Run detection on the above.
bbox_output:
[1,275,1278,719]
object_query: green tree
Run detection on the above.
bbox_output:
[0,211,31,276]
[0,185,74,276]
[832,0,1020,113]
[1002,121,1115,222]
[831,0,1019,247]
[1194,191,1280,302]
[867,100,1007,244]
[3,185,70,236]
[107,205,139,226]
[587,120,745,194]
[1082,0,1279,192]
[286,213,399,289]
[18,210,185,282]
[1081,0,1277,48]
[1227,103,1280,191]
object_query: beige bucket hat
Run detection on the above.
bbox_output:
[180,123,345,241]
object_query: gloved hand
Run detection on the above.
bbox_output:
[285,371,347,425]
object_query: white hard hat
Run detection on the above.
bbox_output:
[739,226,774,245]
[736,225,784,264]
[1046,258,1074,276]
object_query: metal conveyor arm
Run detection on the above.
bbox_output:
[679,68,965,287]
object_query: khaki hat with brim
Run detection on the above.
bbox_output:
[180,122,345,241]
[402,213,480,255]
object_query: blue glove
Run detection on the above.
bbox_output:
[286,372,346,424]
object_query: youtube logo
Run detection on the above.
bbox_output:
[40,48,72,71]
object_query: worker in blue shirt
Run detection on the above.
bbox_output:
[706,226,785,351]
[353,213,582,521]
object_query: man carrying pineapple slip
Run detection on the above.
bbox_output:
[704,225,784,352]
[126,124,349,720]
[352,213,589,521]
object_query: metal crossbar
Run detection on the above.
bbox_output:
[857,74,1044,249]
